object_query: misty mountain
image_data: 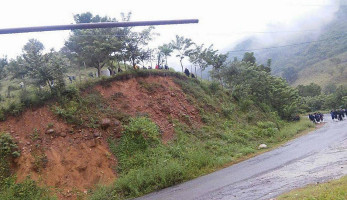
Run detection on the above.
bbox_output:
[229,6,347,87]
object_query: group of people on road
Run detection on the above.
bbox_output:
[308,112,324,123]
[330,109,347,121]
[309,109,347,123]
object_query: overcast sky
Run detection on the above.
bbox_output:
[0,0,341,70]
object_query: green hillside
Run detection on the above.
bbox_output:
[293,51,347,87]
[230,6,347,87]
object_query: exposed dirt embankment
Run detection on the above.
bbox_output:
[0,107,116,198]
[95,76,201,142]
[0,75,202,199]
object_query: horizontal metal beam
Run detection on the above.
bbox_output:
[0,19,199,35]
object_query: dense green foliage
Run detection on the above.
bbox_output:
[297,83,322,97]
[9,39,67,93]
[64,12,155,75]
[211,59,300,120]
[0,56,8,80]
[299,84,347,111]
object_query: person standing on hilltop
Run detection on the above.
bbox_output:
[184,68,190,77]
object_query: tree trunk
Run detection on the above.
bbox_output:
[47,80,53,92]
[123,60,127,70]
[97,66,101,78]
[180,59,184,72]
[201,67,203,79]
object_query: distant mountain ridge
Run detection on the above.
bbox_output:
[229,6,347,87]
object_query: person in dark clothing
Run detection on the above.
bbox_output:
[191,73,196,78]
[108,68,114,75]
[184,68,190,77]
[314,113,320,123]
[319,112,323,122]
[334,110,338,120]
[309,114,315,123]
[68,76,73,83]
[338,110,343,121]
[292,115,300,121]
[165,65,169,70]
[330,110,334,120]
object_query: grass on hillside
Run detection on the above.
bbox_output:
[278,175,347,200]
[88,73,315,200]
[293,51,347,88]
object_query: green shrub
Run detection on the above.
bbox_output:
[53,101,82,125]
[0,133,20,184]
[123,117,161,145]
[113,117,160,173]
[221,104,234,118]
[0,177,56,200]
[7,101,24,116]
[0,109,5,121]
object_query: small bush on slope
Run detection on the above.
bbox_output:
[0,133,20,183]
[0,133,55,200]
[0,177,56,200]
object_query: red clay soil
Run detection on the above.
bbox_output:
[0,75,202,199]
[95,76,202,142]
[0,107,116,199]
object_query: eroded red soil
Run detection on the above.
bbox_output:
[0,75,202,199]
[0,107,116,199]
[95,76,201,142]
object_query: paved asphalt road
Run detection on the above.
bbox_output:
[137,116,347,200]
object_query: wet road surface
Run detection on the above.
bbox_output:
[137,117,347,200]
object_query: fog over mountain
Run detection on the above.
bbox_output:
[228,1,345,76]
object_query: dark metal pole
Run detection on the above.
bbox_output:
[0,19,199,35]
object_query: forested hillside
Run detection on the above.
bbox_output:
[231,6,347,88]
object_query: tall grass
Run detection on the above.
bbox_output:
[278,175,347,200]
[90,115,314,199]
